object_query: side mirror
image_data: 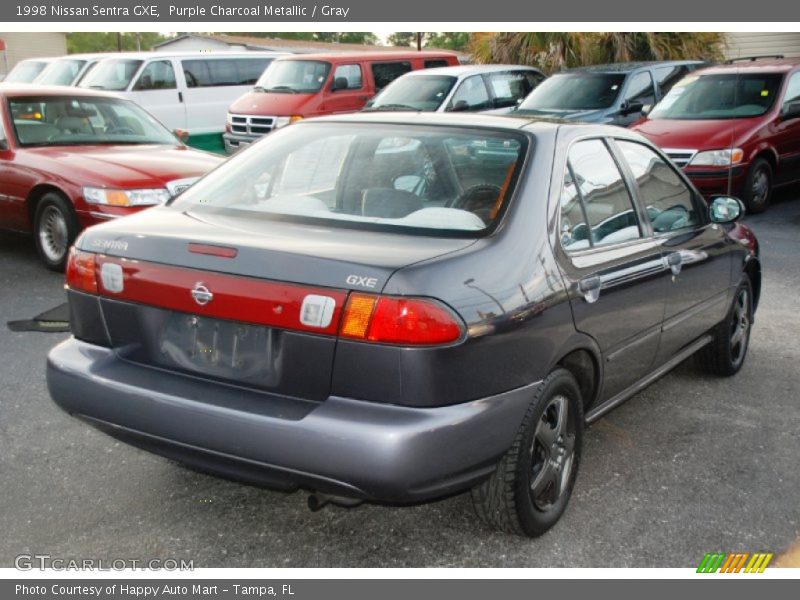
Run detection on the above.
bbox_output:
[173,128,189,143]
[709,195,744,224]
[331,77,349,92]
[781,100,800,121]
[620,101,644,116]
[448,100,470,112]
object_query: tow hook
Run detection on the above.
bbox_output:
[307,492,363,512]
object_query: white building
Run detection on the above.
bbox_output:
[0,32,67,78]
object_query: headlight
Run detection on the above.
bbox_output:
[274,115,303,129]
[83,187,170,207]
[690,148,744,167]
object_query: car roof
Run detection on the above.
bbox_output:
[692,57,800,75]
[275,51,458,62]
[0,84,123,99]
[398,64,542,77]
[563,60,704,74]
[47,53,115,61]
[92,51,289,60]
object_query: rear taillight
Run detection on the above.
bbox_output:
[340,293,463,346]
[65,249,97,294]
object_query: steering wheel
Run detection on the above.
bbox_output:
[449,184,503,222]
[107,126,136,135]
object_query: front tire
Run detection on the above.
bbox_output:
[696,278,753,376]
[471,368,584,537]
[33,192,79,271]
[740,158,772,214]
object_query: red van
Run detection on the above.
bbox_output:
[223,51,460,153]
[632,57,800,213]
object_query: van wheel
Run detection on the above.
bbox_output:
[741,158,772,214]
[471,368,583,537]
[696,277,753,376]
[33,192,79,271]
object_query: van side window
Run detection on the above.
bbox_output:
[654,65,690,97]
[371,62,412,91]
[448,75,491,111]
[332,64,363,90]
[616,140,699,233]
[561,139,642,249]
[424,59,450,69]
[183,58,271,88]
[624,71,655,106]
[134,60,176,91]
[782,72,800,109]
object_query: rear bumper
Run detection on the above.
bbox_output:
[47,338,536,502]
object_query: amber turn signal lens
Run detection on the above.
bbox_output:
[340,293,378,339]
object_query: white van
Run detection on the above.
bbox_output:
[78,51,288,152]
[33,53,114,86]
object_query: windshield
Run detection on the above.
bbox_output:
[34,59,87,86]
[10,95,179,147]
[369,75,457,111]
[78,59,143,90]
[171,122,527,236]
[517,73,626,111]
[254,60,331,93]
[649,73,783,120]
[4,61,48,83]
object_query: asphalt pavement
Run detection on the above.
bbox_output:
[1,194,798,568]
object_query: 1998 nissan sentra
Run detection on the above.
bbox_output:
[47,113,760,537]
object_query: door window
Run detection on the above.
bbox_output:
[424,59,450,69]
[448,75,492,111]
[133,60,176,91]
[560,139,642,249]
[782,72,800,109]
[332,64,363,90]
[624,71,656,106]
[182,58,271,87]
[371,61,412,91]
[616,140,700,233]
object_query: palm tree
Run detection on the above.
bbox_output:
[470,32,725,74]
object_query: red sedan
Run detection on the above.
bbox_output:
[0,86,223,269]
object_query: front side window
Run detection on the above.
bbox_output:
[171,123,527,235]
[371,61,412,91]
[78,59,143,91]
[448,75,491,111]
[560,139,642,250]
[650,73,783,120]
[133,60,177,91]
[624,71,656,106]
[518,73,626,111]
[332,64,363,90]
[616,140,699,233]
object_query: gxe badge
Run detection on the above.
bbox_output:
[191,283,214,306]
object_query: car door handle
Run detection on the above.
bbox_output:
[579,276,602,304]
[665,252,682,276]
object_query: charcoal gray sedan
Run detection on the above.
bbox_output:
[47,113,760,537]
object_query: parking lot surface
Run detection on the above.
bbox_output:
[1,195,798,568]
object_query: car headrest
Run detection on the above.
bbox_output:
[361,188,424,218]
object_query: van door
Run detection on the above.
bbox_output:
[322,63,370,113]
[128,58,186,131]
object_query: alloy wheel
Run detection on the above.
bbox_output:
[730,288,751,367]
[38,206,69,264]
[530,395,575,511]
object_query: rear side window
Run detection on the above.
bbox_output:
[332,64,363,90]
[560,139,642,250]
[448,75,492,111]
[371,61,413,91]
[182,58,270,87]
[134,60,176,91]
[616,140,699,233]
[654,65,690,97]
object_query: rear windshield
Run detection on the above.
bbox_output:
[649,73,783,119]
[517,73,626,111]
[369,75,457,111]
[171,122,527,236]
[255,60,331,93]
[34,59,87,86]
[78,59,143,91]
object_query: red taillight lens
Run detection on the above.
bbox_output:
[65,249,98,294]
[341,294,463,346]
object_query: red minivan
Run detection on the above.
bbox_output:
[632,57,800,213]
[223,51,460,153]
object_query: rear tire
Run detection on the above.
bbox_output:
[33,192,78,271]
[740,158,772,214]
[471,368,583,537]
[696,277,753,376]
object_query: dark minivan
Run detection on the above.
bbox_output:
[515,61,706,126]
[48,113,759,537]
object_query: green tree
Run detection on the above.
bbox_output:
[425,32,470,51]
[66,32,166,53]
[388,32,417,47]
